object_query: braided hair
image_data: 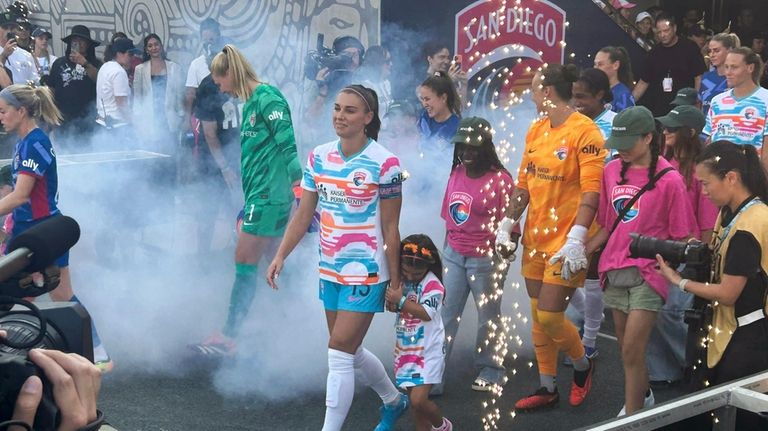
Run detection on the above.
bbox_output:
[617,131,662,189]
[401,234,443,283]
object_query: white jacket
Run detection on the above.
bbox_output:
[133,59,184,136]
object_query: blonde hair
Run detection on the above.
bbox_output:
[0,84,62,126]
[210,44,260,100]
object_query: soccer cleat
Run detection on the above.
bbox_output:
[584,346,599,359]
[471,377,495,392]
[569,359,594,406]
[514,387,560,412]
[188,333,237,358]
[374,392,409,431]
[94,357,114,374]
[618,389,655,416]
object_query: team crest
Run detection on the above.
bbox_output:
[448,192,472,226]
[742,106,758,121]
[556,146,568,161]
[611,185,641,222]
[249,112,256,127]
[353,171,367,186]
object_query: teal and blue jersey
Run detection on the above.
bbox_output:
[609,82,635,113]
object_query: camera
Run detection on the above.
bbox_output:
[628,233,713,386]
[628,233,711,282]
[303,33,356,81]
[0,216,92,431]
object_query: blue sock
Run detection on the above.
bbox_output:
[222,264,258,338]
[70,295,103,347]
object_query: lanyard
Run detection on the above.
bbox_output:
[717,198,762,247]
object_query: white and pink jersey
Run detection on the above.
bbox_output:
[704,87,768,151]
[302,139,403,285]
[394,271,446,388]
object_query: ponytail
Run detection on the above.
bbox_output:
[0,84,62,126]
[696,140,768,202]
[339,84,381,141]
[599,46,634,88]
[540,63,579,101]
[729,47,765,85]
[420,71,461,115]
[210,44,260,100]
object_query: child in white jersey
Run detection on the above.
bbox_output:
[385,234,452,431]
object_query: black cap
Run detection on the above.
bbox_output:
[333,36,365,58]
[111,38,141,55]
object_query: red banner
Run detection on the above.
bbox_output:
[455,0,566,81]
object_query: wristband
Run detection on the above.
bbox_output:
[678,278,690,292]
[77,409,105,431]
[397,295,407,311]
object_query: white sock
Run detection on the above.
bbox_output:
[353,346,400,405]
[582,278,604,349]
[322,349,355,431]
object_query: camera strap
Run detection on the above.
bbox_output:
[609,167,674,235]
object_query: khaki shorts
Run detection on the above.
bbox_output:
[603,267,664,313]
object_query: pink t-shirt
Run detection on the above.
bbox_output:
[666,158,719,234]
[597,157,697,300]
[441,166,517,257]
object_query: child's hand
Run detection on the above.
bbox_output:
[385,282,403,305]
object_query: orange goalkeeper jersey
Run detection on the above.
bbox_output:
[517,112,605,254]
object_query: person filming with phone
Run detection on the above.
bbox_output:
[0,12,38,86]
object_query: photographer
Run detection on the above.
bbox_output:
[1,329,106,431]
[657,140,768,430]
[303,36,365,124]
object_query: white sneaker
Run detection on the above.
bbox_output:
[617,389,655,416]
[432,418,452,431]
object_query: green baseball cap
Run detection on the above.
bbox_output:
[452,116,493,146]
[656,105,706,134]
[605,106,656,150]
[670,87,698,106]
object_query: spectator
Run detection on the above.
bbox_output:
[421,42,467,106]
[669,87,698,107]
[0,13,38,85]
[733,8,756,45]
[360,45,393,113]
[703,47,768,163]
[594,46,635,112]
[13,18,31,52]
[417,71,461,174]
[185,18,223,120]
[633,14,707,116]
[96,38,141,130]
[31,28,56,83]
[745,32,768,87]
[104,33,141,87]
[686,25,708,51]
[682,8,702,32]
[700,33,740,115]
[133,33,184,153]
[633,12,655,48]
[380,99,419,156]
[47,25,102,144]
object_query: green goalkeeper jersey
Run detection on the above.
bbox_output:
[240,83,302,205]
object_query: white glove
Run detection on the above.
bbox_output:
[495,217,518,260]
[548,225,589,280]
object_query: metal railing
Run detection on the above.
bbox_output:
[576,370,768,430]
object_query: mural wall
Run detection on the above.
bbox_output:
[11,0,380,105]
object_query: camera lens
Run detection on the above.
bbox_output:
[0,313,67,355]
[629,233,688,263]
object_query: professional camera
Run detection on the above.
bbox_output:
[303,33,359,81]
[628,233,713,387]
[629,233,712,282]
[0,216,92,431]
